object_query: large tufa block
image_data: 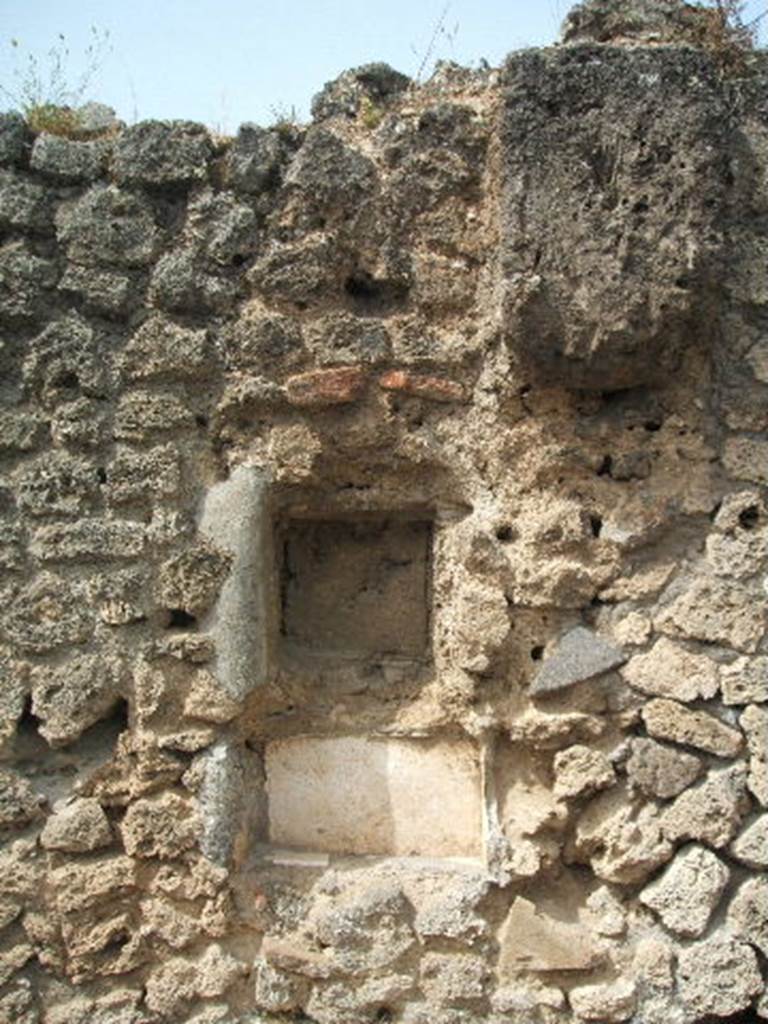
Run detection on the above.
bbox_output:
[500,45,730,390]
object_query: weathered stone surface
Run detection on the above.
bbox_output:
[15,451,100,518]
[155,542,232,619]
[58,263,136,318]
[723,436,768,486]
[657,574,767,653]
[729,815,768,869]
[121,316,211,381]
[642,698,743,758]
[185,188,258,267]
[149,247,235,314]
[0,241,57,324]
[741,704,768,806]
[226,123,295,195]
[0,170,51,231]
[0,409,46,452]
[22,312,109,407]
[420,951,487,1005]
[531,627,626,696]
[56,185,160,267]
[0,768,43,827]
[31,652,125,745]
[501,46,726,391]
[105,444,180,505]
[40,797,112,852]
[284,128,376,212]
[2,573,92,653]
[569,978,636,1022]
[113,390,194,441]
[677,934,762,1019]
[113,120,212,186]
[0,112,30,167]
[573,785,672,884]
[639,844,729,938]
[722,656,768,705]
[498,897,602,974]
[30,519,146,562]
[561,0,712,44]
[30,133,110,182]
[48,853,136,913]
[553,745,616,799]
[625,737,703,800]
[312,62,410,121]
[728,877,768,958]
[662,766,750,848]
[120,792,200,859]
[622,637,719,702]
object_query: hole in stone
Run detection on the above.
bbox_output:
[495,524,514,542]
[52,370,79,390]
[644,419,663,432]
[96,467,107,484]
[264,734,483,859]
[597,455,613,477]
[344,272,408,316]
[195,414,208,429]
[530,645,544,661]
[165,608,197,629]
[589,515,603,538]
[739,505,759,530]
[279,516,432,661]
[231,253,247,267]
[376,1009,393,1023]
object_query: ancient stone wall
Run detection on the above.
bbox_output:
[1,5,768,1021]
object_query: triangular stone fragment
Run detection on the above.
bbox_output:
[531,627,626,696]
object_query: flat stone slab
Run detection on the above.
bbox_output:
[531,627,626,696]
[265,735,483,859]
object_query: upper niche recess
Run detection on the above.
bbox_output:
[279,517,432,660]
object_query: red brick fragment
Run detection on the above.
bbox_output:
[285,367,366,408]
[378,370,466,403]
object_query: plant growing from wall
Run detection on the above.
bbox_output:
[0,26,110,135]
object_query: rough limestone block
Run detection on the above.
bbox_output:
[55,185,160,268]
[31,653,125,746]
[656,574,767,653]
[2,573,93,654]
[498,897,602,974]
[553,745,616,799]
[662,766,750,849]
[120,316,211,381]
[727,877,768,959]
[0,769,44,828]
[0,242,58,325]
[723,437,768,486]
[569,979,637,1022]
[0,113,30,167]
[265,735,483,859]
[501,46,727,390]
[30,134,110,182]
[721,656,768,705]
[677,934,762,1019]
[0,171,52,232]
[48,854,137,914]
[120,793,200,859]
[113,120,212,186]
[639,844,729,937]
[621,637,719,702]
[641,699,743,758]
[30,519,146,563]
[40,798,112,853]
[625,738,703,799]
[531,627,626,695]
[740,704,768,806]
[729,816,768,869]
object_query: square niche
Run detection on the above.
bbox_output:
[278,516,432,661]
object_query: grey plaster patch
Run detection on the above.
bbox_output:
[531,627,626,696]
[199,464,270,700]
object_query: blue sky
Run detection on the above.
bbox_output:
[0,0,765,132]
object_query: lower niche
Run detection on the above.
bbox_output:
[264,735,483,860]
